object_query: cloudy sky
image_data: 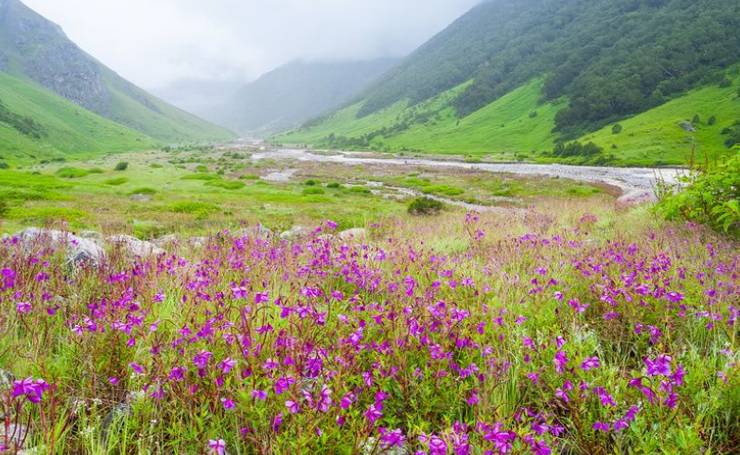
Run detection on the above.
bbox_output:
[23,0,480,89]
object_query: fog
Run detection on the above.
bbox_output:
[23,0,481,89]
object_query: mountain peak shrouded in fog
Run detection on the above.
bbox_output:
[21,0,481,89]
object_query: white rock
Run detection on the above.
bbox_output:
[108,235,164,257]
[16,228,105,267]
[280,225,310,240]
[338,228,367,241]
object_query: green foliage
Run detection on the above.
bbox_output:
[302,187,325,195]
[656,155,739,235]
[128,187,157,196]
[692,114,701,125]
[205,179,246,190]
[707,115,717,126]
[104,177,129,186]
[611,124,623,134]
[327,182,342,189]
[0,97,45,139]
[304,179,320,186]
[114,161,129,171]
[181,173,220,181]
[720,121,740,148]
[170,201,220,219]
[408,197,444,216]
[0,161,9,169]
[56,167,93,178]
[0,199,7,217]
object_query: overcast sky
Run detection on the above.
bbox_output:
[23,0,480,89]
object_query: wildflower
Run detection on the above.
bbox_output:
[221,397,235,410]
[255,292,269,304]
[645,354,672,377]
[285,399,301,414]
[219,358,237,374]
[193,350,213,370]
[581,356,600,371]
[593,421,610,432]
[129,362,145,375]
[207,439,226,455]
[16,301,32,314]
[379,428,406,449]
[568,298,589,314]
[364,403,383,425]
[271,413,283,432]
[554,351,568,374]
[252,389,267,400]
[11,377,50,403]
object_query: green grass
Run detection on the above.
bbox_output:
[278,79,564,159]
[0,71,157,163]
[581,73,740,166]
[279,73,740,166]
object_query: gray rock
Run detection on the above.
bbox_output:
[16,228,105,267]
[280,225,310,240]
[0,368,15,391]
[153,234,179,249]
[678,121,696,132]
[78,230,104,246]
[108,235,164,257]
[234,224,273,239]
[1,423,30,453]
[338,228,367,242]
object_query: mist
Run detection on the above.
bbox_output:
[22,0,481,89]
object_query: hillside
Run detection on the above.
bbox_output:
[165,59,399,135]
[0,0,234,143]
[280,0,740,165]
[0,71,156,163]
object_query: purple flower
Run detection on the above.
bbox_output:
[554,351,568,374]
[379,428,406,449]
[581,356,600,371]
[221,397,235,410]
[645,354,672,377]
[285,399,301,414]
[255,292,269,304]
[11,377,50,404]
[193,350,213,370]
[593,421,610,432]
[16,301,32,314]
[364,403,383,425]
[207,439,226,455]
[252,389,267,400]
[129,362,145,375]
[219,358,237,374]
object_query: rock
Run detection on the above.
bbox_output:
[189,237,208,248]
[0,368,15,391]
[78,230,104,246]
[338,228,367,242]
[1,423,30,453]
[280,225,310,240]
[678,121,696,132]
[153,234,179,249]
[108,235,164,257]
[129,194,151,202]
[234,224,273,239]
[16,228,105,267]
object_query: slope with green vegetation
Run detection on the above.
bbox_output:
[280,0,740,166]
[0,71,156,163]
[0,0,234,143]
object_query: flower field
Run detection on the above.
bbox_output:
[0,211,737,454]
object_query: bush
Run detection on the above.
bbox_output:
[0,199,7,217]
[708,116,717,126]
[692,114,701,125]
[302,187,325,195]
[114,162,129,171]
[327,182,342,189]
[56,167,91,178]
[656,155,739,236]
[205,180,246,190]
[129,187,157,196]
[0,161,9,169]
[408,197,444,216]
[304,179,320,186]
[611,123,623,134]
[104,177,129,186]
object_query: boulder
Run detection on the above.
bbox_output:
[108,235,164,257]
[338,228,367,242]
[280,225,310,240]
[15,228,105,267]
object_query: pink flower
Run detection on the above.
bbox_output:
[645,354,672,377]
[221,397,235,410]
[16,301,32,314]
[207,439,226,455]
[193,350,213,369]
[581,356,600,371]
[285,399,301,414]
[219,358,237,374]
[11,377,49,403]
[252,389,267,400]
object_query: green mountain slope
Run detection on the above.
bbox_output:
[0,71,156,163]
[0,0,234,143]
[280,0,739,165]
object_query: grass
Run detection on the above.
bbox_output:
[0,71,157,163]
[279,72,740,167]
[0,205,736,453]
[581,73,740,166]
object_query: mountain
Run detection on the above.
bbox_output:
[0,0,234,144]
[280,0,740,166]
[0,71,156,163]
[164,59,400,135]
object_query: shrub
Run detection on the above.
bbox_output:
[104,177,129,186]
[408,197,444,216]
[528,111,538,118]
[692,114,701,125]
[656,155,739,236]
[302,187,325,195]
[0,161,9,169]
[611,123,623,134]
[304,179,320,186]
[0,199,7,217]
[56,167,91,178]
[707,115,717,126]
[327,182,342,189]
[205,180,246,190]
[150,163,164,169]
[114,162,129,171]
